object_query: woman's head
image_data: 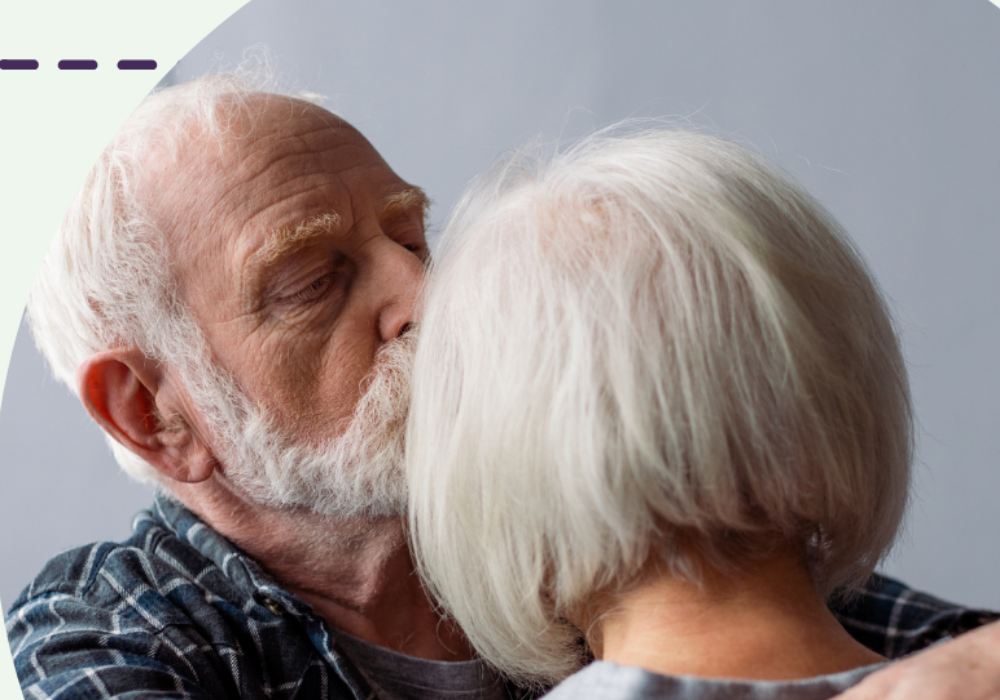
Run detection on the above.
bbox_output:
[406,128,911,685]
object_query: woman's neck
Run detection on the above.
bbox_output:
[591,549,885,681]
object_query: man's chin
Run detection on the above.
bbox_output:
[221,436,408,519]
[216,329,416,519]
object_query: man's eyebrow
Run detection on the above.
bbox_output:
[246,211,343,270]
[243,212,343,307]
[380,187,430,222]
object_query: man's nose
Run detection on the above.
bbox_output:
[377,244,425,342]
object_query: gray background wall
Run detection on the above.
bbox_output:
[3,0,1000,612]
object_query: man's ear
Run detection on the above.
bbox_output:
[76,348,216,484]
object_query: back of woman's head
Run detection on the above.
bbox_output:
[406,128,912,687]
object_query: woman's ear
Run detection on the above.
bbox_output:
[76,348,216,484]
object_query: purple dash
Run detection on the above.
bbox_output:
[0,59,39,70]
[118,60,157,70]
[59,60,98,70]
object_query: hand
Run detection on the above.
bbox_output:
[834,620,1000,699]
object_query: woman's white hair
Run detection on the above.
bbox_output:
[27,58,322,483]
[407,127,912,686]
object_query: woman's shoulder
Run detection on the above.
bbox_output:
[541,661,889,700]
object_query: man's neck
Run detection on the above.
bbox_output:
[172,477,475,662]
[591,549,885,681]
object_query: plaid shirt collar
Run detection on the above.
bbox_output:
[147,492,381,696]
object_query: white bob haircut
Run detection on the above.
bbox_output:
[27,62,321,483]
[407,127,912,686]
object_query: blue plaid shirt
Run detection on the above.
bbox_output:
[6,492,997,699]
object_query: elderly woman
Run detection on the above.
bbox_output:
[406,129,910,699]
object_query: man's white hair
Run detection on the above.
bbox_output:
[407,127,913,685]
[27,65,409,519]
[28,71,278,482]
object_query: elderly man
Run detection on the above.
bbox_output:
[5,74,1000,700]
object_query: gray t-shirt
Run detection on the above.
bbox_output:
[542,661,887,700]
[332,630,513,700]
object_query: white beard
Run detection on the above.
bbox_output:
[215,331,415,519]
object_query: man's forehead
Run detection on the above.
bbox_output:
[141,97,370,220]
[146,95,410,306]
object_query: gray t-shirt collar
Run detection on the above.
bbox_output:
[332,629,512,700]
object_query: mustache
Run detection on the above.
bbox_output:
[358,324,419,402]
[338,323,419,457]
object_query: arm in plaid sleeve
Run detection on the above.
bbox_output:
[4,515,352,700]
[825,574,1000,699]
[7,594,225,699]
[5,543,244,700]
[830,573,999,658]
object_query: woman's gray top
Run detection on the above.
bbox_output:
[542,661,886,700]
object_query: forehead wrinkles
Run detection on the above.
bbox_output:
[228,119,386,231]
[232,120,364,180]
[234,146,366,232]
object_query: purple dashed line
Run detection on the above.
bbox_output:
[0,59,39,70]
[118,59,157,70]
[59,60,98,70]
[0,59,157,71]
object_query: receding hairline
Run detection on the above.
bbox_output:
[134,91,359,180]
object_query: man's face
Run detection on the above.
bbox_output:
[143,96,428,509]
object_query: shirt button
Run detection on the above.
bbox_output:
[260,596,287,616]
